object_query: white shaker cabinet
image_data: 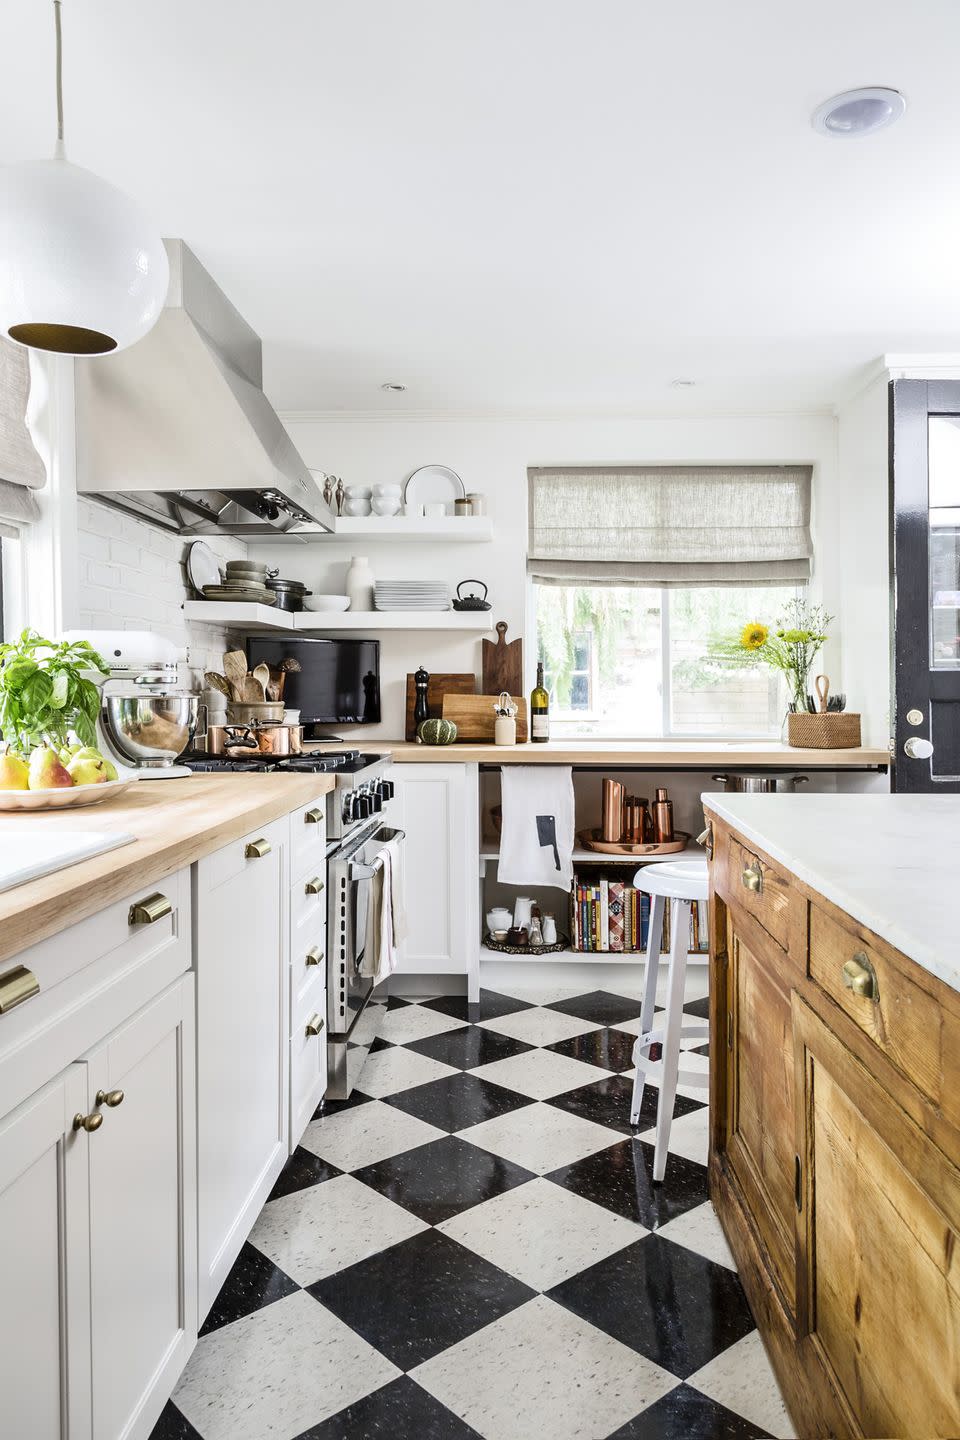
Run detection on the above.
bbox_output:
[194,817,289,1321]
[393,764,479,1001]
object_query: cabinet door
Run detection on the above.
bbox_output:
[794,997,960,1439]
[722,910,798,1316]
[0,1066,90,1440]
[393,764,477,979]
[86,977,197,1440]
[195,819,288,1319]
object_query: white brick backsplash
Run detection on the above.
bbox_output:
[109,538,142,568]
[84,560,122,589]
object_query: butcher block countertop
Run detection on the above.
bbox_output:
[0,774,335,967]
[375,739,889,767]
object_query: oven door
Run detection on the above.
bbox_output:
[327,823,405,1038]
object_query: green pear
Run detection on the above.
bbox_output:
[0,753,29,790]
[28,746,74,790]
[59,743,82,764]
[66,755,109,786]
[71,746,104,762]
[100,758,119,781]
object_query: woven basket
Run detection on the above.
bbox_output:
[787,711,861,749]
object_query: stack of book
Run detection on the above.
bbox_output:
[570,874,709,955]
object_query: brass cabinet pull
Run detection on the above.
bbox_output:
[305,1014,325,1037]
[0,964,40,1014]
[842,952,880,1003]
[697,823,714,860]
[305,947,324,967]
[245,838,272,859]
[304,808,324,825]
[128,893,172,926]
[73,1111,103,1133]
[305,876,324,896]
[95,1089,124,1109]
[740,861,763,894]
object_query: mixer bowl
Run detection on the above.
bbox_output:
[103,695,199,767]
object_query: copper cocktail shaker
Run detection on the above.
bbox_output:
[653,786,674,843]
[601,779,625,842]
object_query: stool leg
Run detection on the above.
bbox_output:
[639,892,665,1034]
[652,898,690,1183]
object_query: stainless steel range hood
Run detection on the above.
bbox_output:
[76,240,333,536]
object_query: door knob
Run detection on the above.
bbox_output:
[904,737,933,759]
[95,1088,124,1108]
[73,1112,103,1133]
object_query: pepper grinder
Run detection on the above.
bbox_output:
[413,665,430,731]
[334,477,345,516]
[653,787,674,843]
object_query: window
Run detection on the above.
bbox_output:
[537,583,797,738]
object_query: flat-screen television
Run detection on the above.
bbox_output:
[245,637,381,732]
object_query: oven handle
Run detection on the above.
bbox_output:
[348,827,406,880]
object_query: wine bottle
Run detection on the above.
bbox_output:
[531,661,550,743]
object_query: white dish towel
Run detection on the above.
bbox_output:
[360,833,407,983]
[497,766,575,892]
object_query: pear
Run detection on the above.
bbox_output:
[0,753,29,790]
[71,746,104,763]
[28,746,74,790]
[58,743,82,765]
[101,758,119,782]
[67,755,109,786]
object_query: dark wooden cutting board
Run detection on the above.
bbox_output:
[405,672,476,740]
[481,621,523,697]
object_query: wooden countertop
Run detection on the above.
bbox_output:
[0,774,335,966]
[370,739,890,768]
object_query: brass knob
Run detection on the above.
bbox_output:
[128,893,173,926]
[0,964,40,1014]
[304,808,324,825]
[95,1088,124,1108]
[305,1014,325,1037]
[697,823,714,860]
[305,947,323,967]
[245,838,272,859]
[741,863,762,893]
[73,1112,103,1133]
[305,876,324,896]
[842,953,879,1002]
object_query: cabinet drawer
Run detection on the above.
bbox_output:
[291,867,327,934]
[291,954,326,1034]
[809,904,947,1108]
[723,833,799,956]
[290,796,327,882]
[290,1009,326,1146]
[0,868,190,1118]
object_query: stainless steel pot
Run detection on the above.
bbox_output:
[103,694,199,768]
[266,577,312,612]
[225,700,286,725]
[711,773,809,793]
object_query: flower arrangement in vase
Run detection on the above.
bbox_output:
[714,598,834,717]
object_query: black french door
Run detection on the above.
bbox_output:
[890,379,960,791]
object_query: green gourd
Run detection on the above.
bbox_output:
[417,718,458,745]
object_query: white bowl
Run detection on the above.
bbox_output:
[345,486,371,498]
[303,595,351,612]
[344,498,371,516]
[371,497,401,516]
[372,484,402,496]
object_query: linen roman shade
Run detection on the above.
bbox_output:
[0,338,45,538]
[527,464,813,587]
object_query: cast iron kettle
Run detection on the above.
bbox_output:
[452,580,491,612]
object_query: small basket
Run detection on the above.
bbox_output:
[787,711,861,749]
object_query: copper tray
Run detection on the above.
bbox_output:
[577,828,691,856]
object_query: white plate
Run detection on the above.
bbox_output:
[187,541,222,594]
[402,465,465,512]
[0,776,140,812]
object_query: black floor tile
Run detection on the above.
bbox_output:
[295,1375,484,1439]
[406,1023,534,1070]
[308,1229,535,1370]
[382,1070,535,1131]
[313,1088,374,1120]
[546,1137,708,1229]
[420,989,535,1023]
[683,994,711,1019]
[545,1074,705,1135]
[353,1134,535,1224]
[546,990,644,1026]
[268,1145,342,1202]
[148,1401,204,1440]
[546,1026,639,1073]
[198,1242,299,1337]
[690,1041,711,1057]
[548,1232,755,1378]
[605,1384,772,1440]
[368,1034,395,1053]
[386,994,412,1009]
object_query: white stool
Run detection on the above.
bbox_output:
[631,858,710,1181]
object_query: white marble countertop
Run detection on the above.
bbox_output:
[701,793,960,995]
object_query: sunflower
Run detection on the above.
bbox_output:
[740,622,768,651]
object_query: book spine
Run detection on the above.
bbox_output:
[600,880,609,951]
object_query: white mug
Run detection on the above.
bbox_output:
[513,896,534,929]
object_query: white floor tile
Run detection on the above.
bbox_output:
[353,1044,459,1098]
[412,1294,678,1440]
[687,1329,798,1439]
[249,1174,427,1285]
[174,1290,399,1440]
[654,1200,736,1269]
[478,1006,601,1047]
[461,1101,619,1174]
[471,1047,612,1100]
[438,1177,642,1290]
[300,1099,446,1171]
[379,1004,465,1046]
[638,1102,709,1167]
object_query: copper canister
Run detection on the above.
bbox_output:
[653,787,674,843]
[601,779,625,842]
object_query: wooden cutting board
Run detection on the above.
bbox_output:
[441,694,528,743]
[481,621,523,697]
[405,672,476,741]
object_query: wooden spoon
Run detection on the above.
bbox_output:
[252,663,271,697]
[222,650,248,702]
[242,674,266,703]
[204,672,232,698]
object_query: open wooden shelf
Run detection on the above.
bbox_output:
[183,601,493,633]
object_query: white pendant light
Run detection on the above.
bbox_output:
[0,0,168,356]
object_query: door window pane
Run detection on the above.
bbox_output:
[928,416,960,670]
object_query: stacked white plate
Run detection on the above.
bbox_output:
[374,581,451,611]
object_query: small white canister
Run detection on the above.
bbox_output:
[495,714,516,745]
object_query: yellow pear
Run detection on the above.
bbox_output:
[101,758,119,781]
[67,755,109,786]
[28,746,74,789]
[0,753,29,790]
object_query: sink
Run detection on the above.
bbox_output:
[0,830,136,894]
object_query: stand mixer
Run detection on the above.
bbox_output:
[63,631,200,779]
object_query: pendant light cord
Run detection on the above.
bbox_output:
[53,0,65,155]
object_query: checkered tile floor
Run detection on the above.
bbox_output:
[151,985,796,1440]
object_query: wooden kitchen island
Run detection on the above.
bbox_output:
[702,793,960,1440]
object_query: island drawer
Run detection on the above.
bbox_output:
[290,796,327,882]
[717,829,802,959]
[808,903,950,1110]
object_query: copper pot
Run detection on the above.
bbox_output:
[205,723,303,757]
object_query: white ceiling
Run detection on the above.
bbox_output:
[2,0,960,415]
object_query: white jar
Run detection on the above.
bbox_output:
[495,714,516,746]
[345,556,375,612]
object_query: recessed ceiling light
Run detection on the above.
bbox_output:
[812,87,905,139]
[380,382,406,392]
[670,378,696,388]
